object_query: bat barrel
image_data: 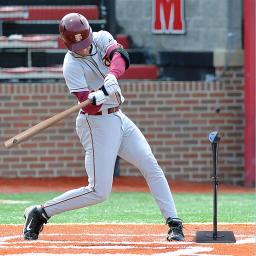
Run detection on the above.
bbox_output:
[4,99,91,148]
[4,120,53,148]
[4,138,22,148]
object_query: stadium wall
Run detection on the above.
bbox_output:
[116,0,242,51]
[0,67,244,185]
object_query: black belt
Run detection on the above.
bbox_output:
[80,106,119,116]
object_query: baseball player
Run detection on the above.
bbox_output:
[23,13,184,242]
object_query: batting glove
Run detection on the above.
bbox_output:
[102,74,119,96]
[88,90,108,106]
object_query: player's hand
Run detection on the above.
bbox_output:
[88,90,107,105]
[102,74,119,96]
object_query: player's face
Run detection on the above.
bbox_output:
[74,45,91,57]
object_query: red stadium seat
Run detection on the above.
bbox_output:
[0,6,99,21]
[116,34,131,49]
[0,4,158,81]
[0,65,159,80]
[120,65,159,80]
[27,6,99,20]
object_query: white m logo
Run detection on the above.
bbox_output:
[152,0,185,34]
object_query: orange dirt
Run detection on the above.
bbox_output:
[0,177,254,255]
[0,224,255,255]
[0,176,254,193]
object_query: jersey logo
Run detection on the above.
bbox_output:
[103,56,111,67]
[74,34,83,42]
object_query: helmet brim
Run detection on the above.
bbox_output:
[71,28,93,51]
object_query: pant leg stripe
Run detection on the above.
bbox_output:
[86,118,96,190]
[43,118,97,211]
[43,189,94,210]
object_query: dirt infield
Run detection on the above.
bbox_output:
[0,177,254,255]
[0,224,255,255]
[0,176,254,194]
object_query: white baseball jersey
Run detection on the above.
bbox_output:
[63,30,124,111]
[43,30,179,225]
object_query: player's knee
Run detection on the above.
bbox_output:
[94,189,110,203]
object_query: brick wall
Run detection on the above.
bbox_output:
[0,69,244,184]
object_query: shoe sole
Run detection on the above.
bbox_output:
[24,232,38,240]
[167,236,185,241]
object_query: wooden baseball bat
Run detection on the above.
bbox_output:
[4,99,91,148]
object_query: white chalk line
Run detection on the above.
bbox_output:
[0,224,255,256]
[0,233,254,242]
[0,248,234,256]
[0,233,254,256]
[0,245,168,250]
[0,249,226,256]
[236,237,256,244]
[0,243,221,256]
[1,239,193,246]
[0,235,21,243]
[0,200,31,205]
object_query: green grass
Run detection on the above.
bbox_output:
[0,192,255,224]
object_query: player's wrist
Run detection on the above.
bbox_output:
[100,85,109,96]
[88,90,107,106]
[103,74,119,96]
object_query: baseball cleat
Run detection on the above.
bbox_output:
[23,205,49,240]
[166,217,185,241]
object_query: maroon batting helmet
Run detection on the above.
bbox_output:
[59,13,93,51]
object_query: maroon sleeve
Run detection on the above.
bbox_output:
[73,91,102,114]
